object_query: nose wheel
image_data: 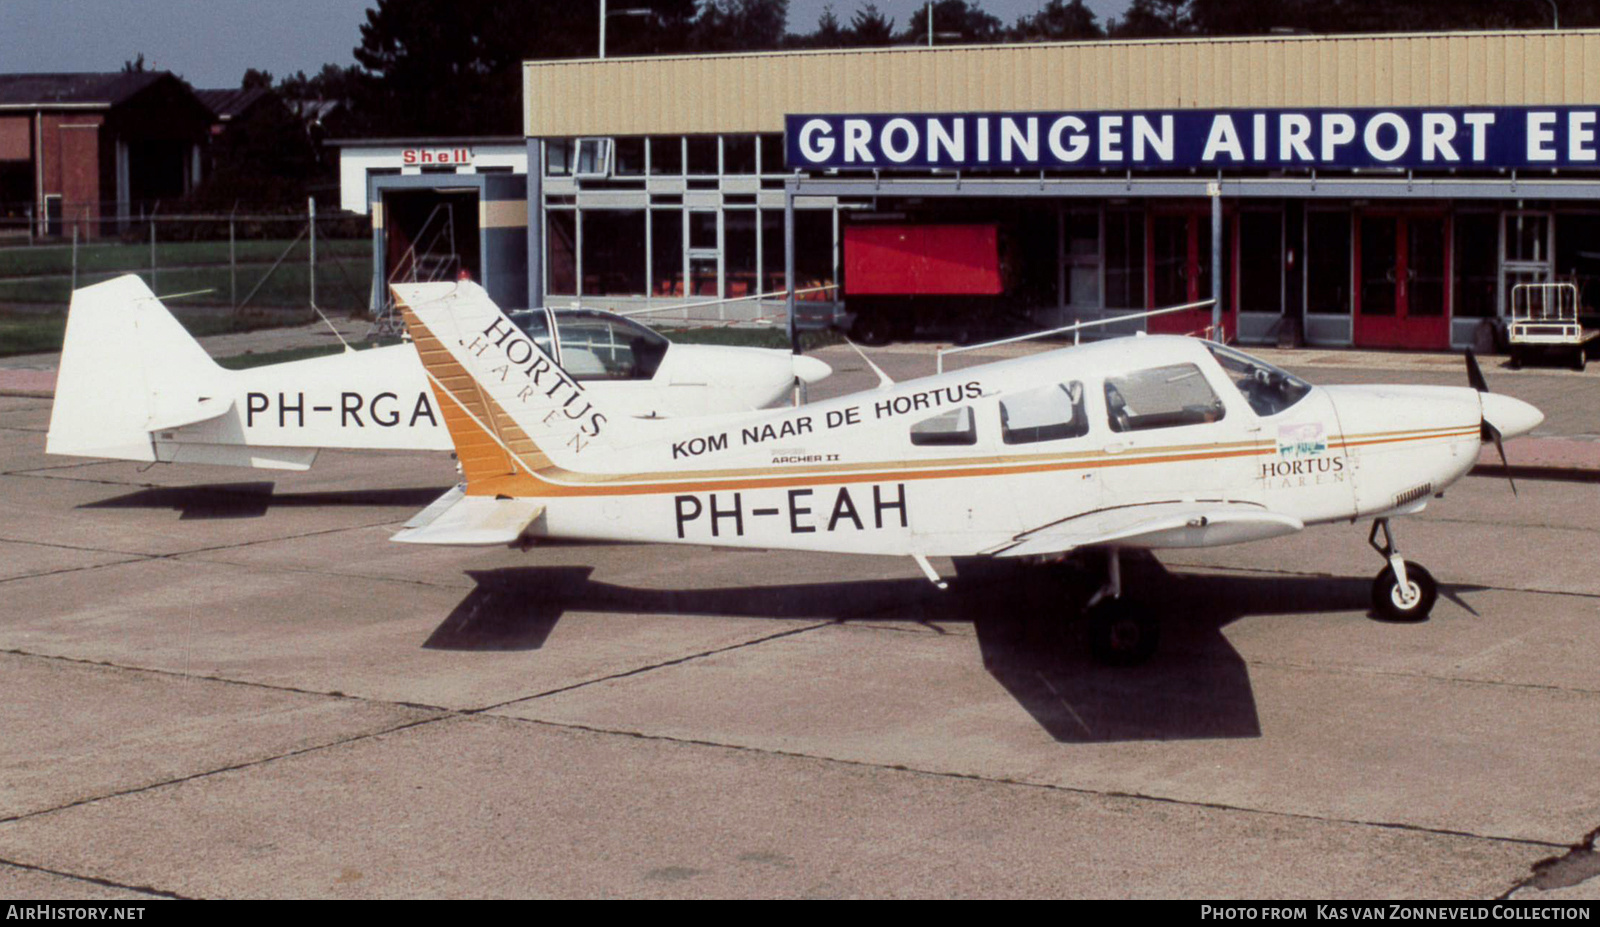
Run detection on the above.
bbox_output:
[1084,549,1159,665]
[1367,519,1438,622]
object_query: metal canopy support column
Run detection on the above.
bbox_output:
[1210,181,1222,337]
[527,138,544,309]
[785,178,797,354]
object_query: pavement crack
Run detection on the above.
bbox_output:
[1244,657,1600,699]
[499,714,1570,852]
[473,620,839,714]
[0,715,450,829]
[0,856,189,900]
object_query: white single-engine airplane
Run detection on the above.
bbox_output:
[390,280,1542,664]
[45,275,830,471]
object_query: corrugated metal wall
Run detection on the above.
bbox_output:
[524,30,1600,138]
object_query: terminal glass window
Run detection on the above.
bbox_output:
[580,210,646,295]
[1104,364,1224,433]
[547,211,576,295]
[1205,343,1310,417]
[759,133,785,174]
[1064,211,1100,309]
[724,210,757,298]
[761,210,785,293]
[1104,210,1145,309]
[1306,211,1351,315]
[651,210,684,296]
[613,137,646,177]
[1238,211,1283,314]
[794,210,835,300]
[1505,213,1549,263]
[910,407,977,446]
[554,309,669,381]
[1000,382,1088,445]
[1556,214,1600,315]
[546,139,574,176]
[1454,213,1498,318]
[650,137,682,175]
[724,136,757,174]
[687,137,718,175]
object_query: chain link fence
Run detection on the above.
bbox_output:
[0,200,373,319]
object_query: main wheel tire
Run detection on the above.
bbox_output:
[1574,348,1587,372]
[1371,561,1438,622]
[1086,598,1159,666]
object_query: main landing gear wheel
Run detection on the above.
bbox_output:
[1087,598,1160,666]
[1371,561,1438,623]
[1367,518,1438,623]
[1084,548,1159,666]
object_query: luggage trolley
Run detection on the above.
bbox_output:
[1508,282,1596,372]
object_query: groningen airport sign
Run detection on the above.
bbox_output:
[785,107,1600,171]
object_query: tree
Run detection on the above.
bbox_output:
[122,52,146,74]
[1012,0,1104,41]
[693,0,789,52]
[846,3,896,46]
[903,0,1004,46]
[240,69,274,91]
[806,4,846,48]
[1110,0,1196,37]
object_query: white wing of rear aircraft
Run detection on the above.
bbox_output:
[985,500,1304,558]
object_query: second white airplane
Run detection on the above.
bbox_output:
[389,281,1543,664]
[45,275,831,471]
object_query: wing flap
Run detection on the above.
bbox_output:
[989,501,1303,559]
[393,485,544,546]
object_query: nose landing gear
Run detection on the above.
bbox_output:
[1367,518,1438,622]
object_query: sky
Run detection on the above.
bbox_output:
[0,0,1134,91]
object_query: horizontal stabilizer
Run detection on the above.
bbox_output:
[989,501,1303,558]
[392,484,545,546]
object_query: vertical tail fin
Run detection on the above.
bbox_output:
[391,281,620,496]
[47,275,228,462]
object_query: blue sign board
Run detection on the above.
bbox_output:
[785,107,1600,171]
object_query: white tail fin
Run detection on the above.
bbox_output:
[47,275,230,462]
[391,281,625,494]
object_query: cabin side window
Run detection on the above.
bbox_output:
[999,381,1088,445]
[1104,363,1225,433]
[910,406,978,446]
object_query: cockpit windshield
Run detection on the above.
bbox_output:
[1205,343,1312,417]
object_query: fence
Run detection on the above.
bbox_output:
[0,200,373,317]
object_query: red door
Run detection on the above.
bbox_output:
[1146,209,1237,340]
[1353,214,1450,349]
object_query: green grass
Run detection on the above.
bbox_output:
[0,308,320,359]
[0,237,372,280]
[0,259,372,312]
[0,316,68,356]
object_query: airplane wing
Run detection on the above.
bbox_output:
[392,484,545,547]
[985,500,1303,558]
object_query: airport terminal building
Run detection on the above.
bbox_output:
[339,28,1600,350]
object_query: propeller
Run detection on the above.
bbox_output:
[1465,350,1515,495]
